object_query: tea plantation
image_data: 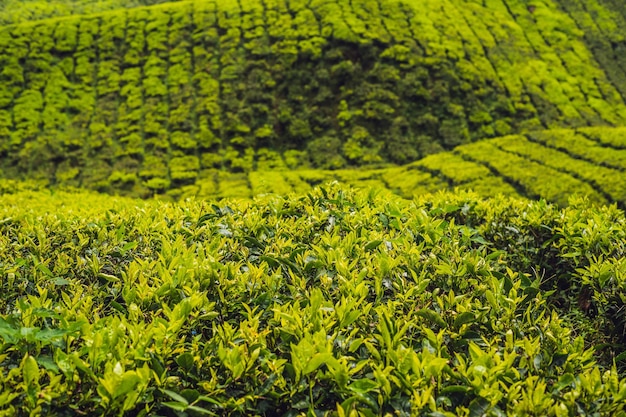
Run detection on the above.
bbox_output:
[3,0,626,415]
[1,0,626,198]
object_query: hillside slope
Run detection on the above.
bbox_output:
[0,0,626,198]
[244,126,626,209]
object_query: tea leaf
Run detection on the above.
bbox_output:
[176,353,194,372]
[114,372,141,399]
[364,240,383,251]
[0,318,19,344]
[348,378,378,394]
[162,389,189,405]
[22,355,39,386]
[468,397,490,417]
[416,309,447,328]
[35,328,68,342]
[554,373,575,392]
[453,312,476,329]
[51,277,70,286]
[187,405,219,416]
[163,402,188,411]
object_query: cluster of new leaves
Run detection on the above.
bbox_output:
[0,184,626,415]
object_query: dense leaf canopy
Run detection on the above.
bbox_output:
[1,185,626,415]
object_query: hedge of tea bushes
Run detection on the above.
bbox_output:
[0,0,182,25]
[396,126,626,208]
[1,0,626,197]
[1,127,624,208]
[1,184,626,415]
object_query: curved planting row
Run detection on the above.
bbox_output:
[527,128,626,169]
[493,133,626,203]
[400,126,626,207]
[453,140,606,206]
[0,0,625,197]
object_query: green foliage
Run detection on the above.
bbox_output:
[307,136,347,169]
[0,185,626,415]
[432,126,626,207]
[491,133,626,203]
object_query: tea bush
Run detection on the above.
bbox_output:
[1,184,626,415]
[399,126,626,208]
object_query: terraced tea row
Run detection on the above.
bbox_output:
[1,0,626,197]
[138,127,622,209]
[492,134,626,203]
[1,185,626,415]
[112,163,509,202]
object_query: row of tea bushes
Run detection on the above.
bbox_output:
[554,0,626,99]
[0,184,626,415]
[0,0,180,25]
[491,134,626,203]
[397,126,626,208]
[191,127,626,207]
[526,128,626,170]
[454,140,606,207]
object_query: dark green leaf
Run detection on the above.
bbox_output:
[553,373,575,392]
[176,352,194,371]
[453,312,475,329]
[364,240,383,251]
[469,397,489,417]
[180,389,200,404]
[110,301,127,314]
[37,355,59,373]
[187,405,219,416]
[35,328,68,342]
[162,389,189,405]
